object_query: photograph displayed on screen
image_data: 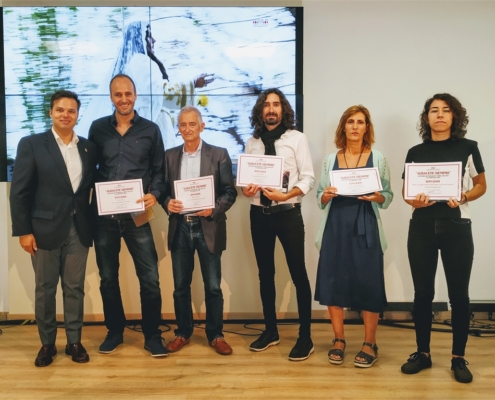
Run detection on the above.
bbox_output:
[2,6,301,180]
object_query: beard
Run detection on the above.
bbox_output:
[264,114,281,126]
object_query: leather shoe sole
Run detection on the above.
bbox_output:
[35,345,57,367]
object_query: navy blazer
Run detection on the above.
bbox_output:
[10,130,96,250]
[162,141,237,255]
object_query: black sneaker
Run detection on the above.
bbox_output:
[288,337,314,361]
[401,352,432,374]
[144,336,168,358]
[451,357,473,383]
[249,331,280,352]
[99,332,123,354]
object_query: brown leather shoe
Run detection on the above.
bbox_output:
[209,337,233,355]
[65,342,90,363]
[166,336,190,353]
[35,344,57,367]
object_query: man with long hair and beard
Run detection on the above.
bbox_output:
[243,88,315,361]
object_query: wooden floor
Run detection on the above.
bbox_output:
[0,322,493,399]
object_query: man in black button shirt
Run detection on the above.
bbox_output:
[88,74,167,357]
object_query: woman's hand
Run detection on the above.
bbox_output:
[358,191,385,204]
[409,193,436,209]
[321,186,338,205]
[447,193,467,208]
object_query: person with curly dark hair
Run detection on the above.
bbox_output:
[400,93,487,383]
[243,88,315,361]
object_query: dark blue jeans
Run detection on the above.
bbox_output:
[94,217,162,339]
[407,218,474,356]
[171,218,224,341]
[250,205,312,339]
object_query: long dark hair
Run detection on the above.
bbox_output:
[418,93,468,141]
[250,88,297,139]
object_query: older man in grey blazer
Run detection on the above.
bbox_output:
[10,90,96,367]
[162,106,237,355]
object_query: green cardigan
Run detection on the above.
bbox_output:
[315,149,393,254]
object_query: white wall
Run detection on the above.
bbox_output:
[2,0,495,318]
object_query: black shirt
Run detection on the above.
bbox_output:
[402,138,484,219]
[88,111,165,202]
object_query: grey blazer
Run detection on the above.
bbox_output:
[162,141,237,255]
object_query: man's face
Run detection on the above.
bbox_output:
[49,97,79,133]
[178,111,205,146]
[110,77,137,116]
[262,93,283,128]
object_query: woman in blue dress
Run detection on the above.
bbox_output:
[315,105,393,368]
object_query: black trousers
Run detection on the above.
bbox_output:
[407,218,474,356]
[250,205,312,338]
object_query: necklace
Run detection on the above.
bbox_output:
[343,145,365,169]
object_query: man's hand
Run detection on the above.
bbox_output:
[137,193,157,210]
[20,234,37,256]
[167,199,184,214]
[242,183,260,197]
[195,208,213,218]
[261,187,287,202]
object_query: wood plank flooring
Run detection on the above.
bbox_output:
[0,322,493,399]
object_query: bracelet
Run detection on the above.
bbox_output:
[460,193,468,205]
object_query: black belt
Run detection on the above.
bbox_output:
[260,203,300,215]
[183,214,200,222]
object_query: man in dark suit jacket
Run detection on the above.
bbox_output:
[10,90,96,367]
[162,105,237,355]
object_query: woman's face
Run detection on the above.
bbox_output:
[344,112,367,144]
[427,99,453,137]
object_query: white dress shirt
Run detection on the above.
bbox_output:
[245,129,315,206]
[52,128,82,193]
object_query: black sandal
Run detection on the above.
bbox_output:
[328,338,346,365]
[354,342,378,368]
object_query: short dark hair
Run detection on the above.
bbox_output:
[250,88,297,139]
[109,73,137,94]
[50,90,81,111]
[418,93,468,141]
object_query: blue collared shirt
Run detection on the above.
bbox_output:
[180,140,202,180]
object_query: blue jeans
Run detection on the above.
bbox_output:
[94,217,162,339]
[407,218,474,356]
[171,218,224,341]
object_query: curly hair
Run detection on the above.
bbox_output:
[250,88,297,138]
[334,105,375,150]
[418,93,468,141]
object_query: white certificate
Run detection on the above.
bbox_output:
[95,179,145,216]
[330,167,383,196]
[174,175,215,213]
[236,154,284,188]
[404,162,462,200]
